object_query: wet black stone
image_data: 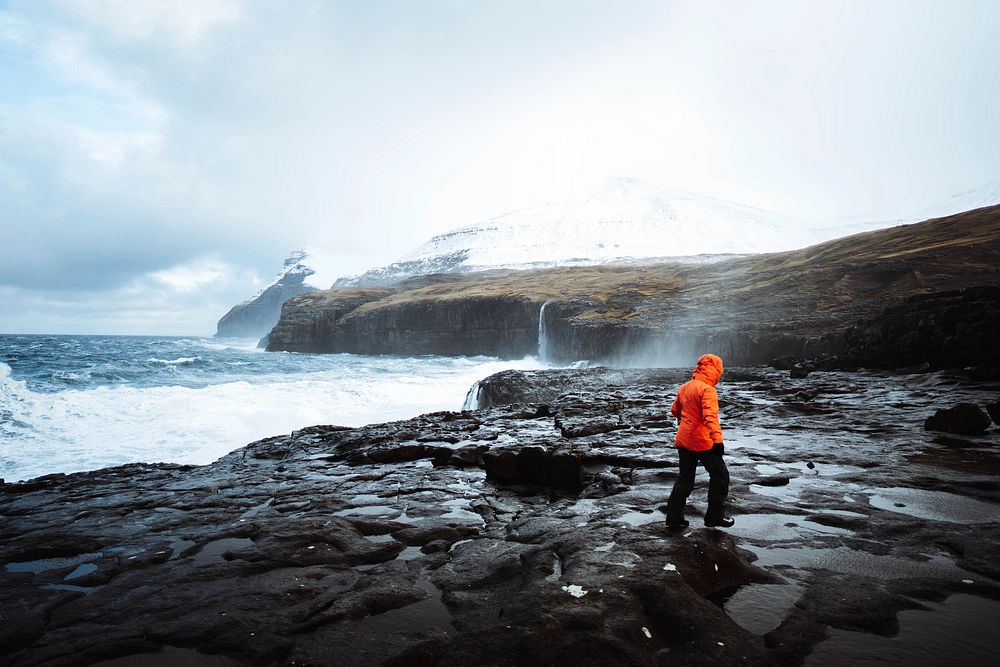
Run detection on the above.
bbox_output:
[986,400,1000,426]
[790,364,813,379]
[771,356,796,371]
[924,403,993,435]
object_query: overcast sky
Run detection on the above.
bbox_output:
[1,0,999,335]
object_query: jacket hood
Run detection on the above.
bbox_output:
[691,353,724,386]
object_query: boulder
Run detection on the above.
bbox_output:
[923,403,993,435]
[790,363,814,379]
[771,356,796,371]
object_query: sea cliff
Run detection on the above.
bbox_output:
[265,206,1000,370]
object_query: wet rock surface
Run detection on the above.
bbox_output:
[2,367,1000,666]
[924,403,994,435]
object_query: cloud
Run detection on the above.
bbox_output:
[1,1,999,335]
[0,256,262,335]
[149,257,240,292]
[53,0,242,47]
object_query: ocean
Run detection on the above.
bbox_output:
[0,335,545,483]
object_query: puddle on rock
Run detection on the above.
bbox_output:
[396,546,424,561]
[750,476,863,504]
[614,511,662,527]
[90,645,248,666]
[5,552,102,575]
[440,498,485,523]
[729,513,854,542]
[348,494,385,505]
[804,594,1000,666]
[192,538,253,566]
[40,583,104,595]
[349,576,457,639]
[742,544,962,580]
[332,505,404,519]
[724,581,804,635]
[64,563,98,580]
[867,487,1000,524]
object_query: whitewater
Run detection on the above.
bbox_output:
[0,335,545,483]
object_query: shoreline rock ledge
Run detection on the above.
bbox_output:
[3,367,1000,666]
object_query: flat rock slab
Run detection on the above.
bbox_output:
[2,367,999,666]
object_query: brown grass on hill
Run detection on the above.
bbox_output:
[298,204,1000,332]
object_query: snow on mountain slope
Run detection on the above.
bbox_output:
[336,178,813,287]
[808,180,1000,240]
[253,245,342,296]
[912,180,1000,220]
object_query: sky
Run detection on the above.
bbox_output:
[1,0,998,335]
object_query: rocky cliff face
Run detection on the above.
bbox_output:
[842,285,1000,371]
[268,291,542,357]
[216,247,343,339]
[264,288,398,352]
[216,279,315,340]
[267,205,1000,366]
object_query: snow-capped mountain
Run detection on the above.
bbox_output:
[215,246,342,339]
[335,178,814,287]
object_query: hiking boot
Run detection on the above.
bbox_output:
[704,517,735,528]
[666,518,689,528]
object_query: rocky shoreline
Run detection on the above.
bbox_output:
[3,366,999,665]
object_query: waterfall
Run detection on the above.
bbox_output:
[462,381,482,411]
[538,300,552,362]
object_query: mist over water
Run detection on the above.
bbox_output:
[0,335,546,482]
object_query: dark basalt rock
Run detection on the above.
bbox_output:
[790,363,814,379]
[3,366,1000,666]
[771,356,796,371]
[924,403,994,435]
[987,401,1000,426]
[843,285,1000,371]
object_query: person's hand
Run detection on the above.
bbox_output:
[712,442,725,456]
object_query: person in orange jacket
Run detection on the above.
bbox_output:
[665,353,734,528]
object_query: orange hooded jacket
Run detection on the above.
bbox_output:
[670,353,724,451]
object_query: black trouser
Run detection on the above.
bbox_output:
[666,443,729,523]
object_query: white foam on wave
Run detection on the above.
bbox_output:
[193,338,266,353]
[148,356,201,365]
[0,357,545,483]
